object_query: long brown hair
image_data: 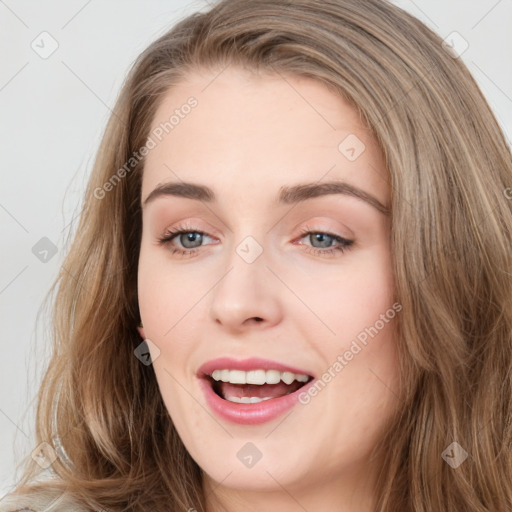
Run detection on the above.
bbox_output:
[2,0,512,510]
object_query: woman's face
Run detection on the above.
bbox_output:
[138,66,400,509]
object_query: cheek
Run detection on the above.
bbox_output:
[137,250,209,370]
[137,247,196,333]
[296,247,395,342]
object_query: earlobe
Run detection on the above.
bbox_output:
[137,324,146,339]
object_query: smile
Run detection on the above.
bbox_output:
[197,358,316,425]
[209,369,310,403]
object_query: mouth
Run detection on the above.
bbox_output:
[202,369,314,404]
[196,358,317,424]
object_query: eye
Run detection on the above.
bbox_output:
[296,227,354,258]
[157,225,216,257]
[156,224,355,259]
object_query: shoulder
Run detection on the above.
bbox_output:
[1,466,92,512]
[0,487,89,512]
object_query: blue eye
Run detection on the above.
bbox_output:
[297,228,354,257]
[157,225,354,258]
[157,227,213,257]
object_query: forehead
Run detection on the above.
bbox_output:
[141,66,389,209]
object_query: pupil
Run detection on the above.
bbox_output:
[312,233,332,248]
[182,232,201,248]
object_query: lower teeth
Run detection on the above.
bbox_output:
[225,396,274,404]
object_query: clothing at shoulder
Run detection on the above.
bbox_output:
[0,487,89,512]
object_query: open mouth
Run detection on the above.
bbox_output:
[203,370,314,404]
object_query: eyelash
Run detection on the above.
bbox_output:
[156,224,354,258]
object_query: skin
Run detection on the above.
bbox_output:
[137,65,401,512]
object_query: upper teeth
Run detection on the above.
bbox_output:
[210,369,310,385]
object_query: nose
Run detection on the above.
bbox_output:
[209,241,283,332]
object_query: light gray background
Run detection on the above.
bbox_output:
[1,0,511,497]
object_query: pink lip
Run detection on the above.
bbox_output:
[197,357,313,377]
[197,357,315,425]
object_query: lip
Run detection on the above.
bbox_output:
[197,357,314,378]
[197,357,315,425]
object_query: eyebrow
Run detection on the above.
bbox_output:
[142,180,389,215]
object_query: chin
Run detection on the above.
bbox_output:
[202,463,305,492]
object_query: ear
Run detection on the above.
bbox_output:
[137,325,146,339]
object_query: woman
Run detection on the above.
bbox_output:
[2,0,512,510]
